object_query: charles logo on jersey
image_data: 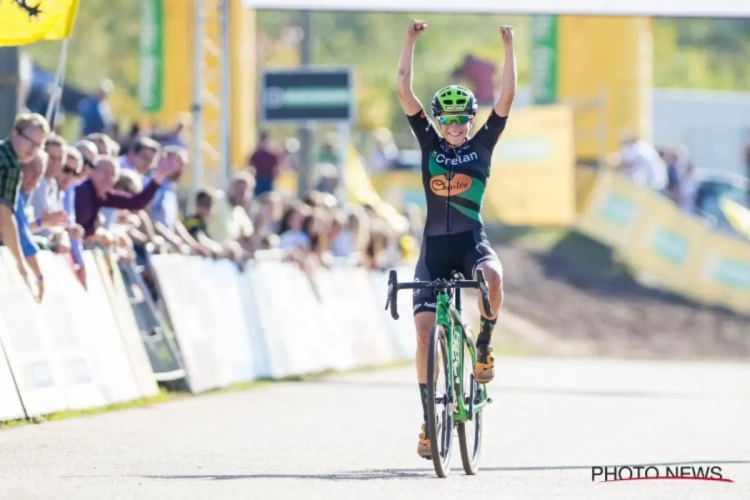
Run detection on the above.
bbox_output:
[430,173,472,197]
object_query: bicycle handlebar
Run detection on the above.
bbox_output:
[384,269,493,321]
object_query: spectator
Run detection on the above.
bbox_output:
[74,153,181,247]
[148,147,211,256]
[0,112,50,287]
[206,172,256,251]
[328,211,356,259]
[617,131,668,191]
[678,163,699,215]
[367,127,399,173]
[659,147,682,204]
[277,202,313,251]
[182,190,225,256]
[313,163,340,195]
[56,146,85,277]
[317,133,341,166]
[73,140,98,179]
[451,54,497,106]
[247,131,285,196]
[16,150,50,302]
[78,79,114,136]
[119,136,161,175]
[253,190,283,234]
[86,132,110,155]
[30,134,68,239]
[363,219,391,271]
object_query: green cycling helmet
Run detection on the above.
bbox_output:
[431,85,478,116]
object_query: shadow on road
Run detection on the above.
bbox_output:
[138,460,750,482]
[141,470,432,481]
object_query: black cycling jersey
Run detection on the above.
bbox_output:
[406,109,508,236]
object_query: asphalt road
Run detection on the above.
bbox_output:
[1,357,749,500]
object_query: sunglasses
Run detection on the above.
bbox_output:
[436,115,472,126]
[62,166,81,176]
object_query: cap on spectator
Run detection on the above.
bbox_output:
[98,79,114,94]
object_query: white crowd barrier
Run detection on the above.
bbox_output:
[0,246,418,420]
[150,254,418,393]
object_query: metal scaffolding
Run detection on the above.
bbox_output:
[191,0,228,194]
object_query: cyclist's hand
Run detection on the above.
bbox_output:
[406,20,427,39]
[500,25,514,46]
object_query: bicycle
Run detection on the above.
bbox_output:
[385,268,494,478]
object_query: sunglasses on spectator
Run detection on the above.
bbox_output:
[62,166,81,176]
[15,127,45,148]
[436,115,472,126]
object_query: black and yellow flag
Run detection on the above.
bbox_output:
[0,0,80,47]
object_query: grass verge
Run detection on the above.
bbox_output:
[2,342,531,429]
[1,352,520,430]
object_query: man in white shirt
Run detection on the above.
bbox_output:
[618,131,668,192]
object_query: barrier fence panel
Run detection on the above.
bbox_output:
[198,258,255,383]
[119,263,186,382]
[0,316,27,421]
[246,259,329,378]
[239,264,272,379]
[0,249,104,416]
[92,251,160,398]
[149,254,232,393]
[317,265,398,368]
[1,241,419,423]
[70,252,144,405]
[370,265,418,361]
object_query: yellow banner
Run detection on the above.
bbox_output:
[0,0,80,47]
[484,104,576,226]
[578,171,750,315]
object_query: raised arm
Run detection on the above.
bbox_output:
[494,25,517,118]
[397,20,428,116]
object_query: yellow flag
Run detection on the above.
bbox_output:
[0,0,80,47]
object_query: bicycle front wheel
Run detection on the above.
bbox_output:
[458,328,483,475]
[426,323,453,478]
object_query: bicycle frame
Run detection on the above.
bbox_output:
[433,288,490,424]
[385,269,493,423]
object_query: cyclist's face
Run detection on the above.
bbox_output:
[436,113,472,146]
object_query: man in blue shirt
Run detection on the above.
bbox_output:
[77,80,114,137]
[16,150,51,302]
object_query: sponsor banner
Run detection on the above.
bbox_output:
[578,171,750,315]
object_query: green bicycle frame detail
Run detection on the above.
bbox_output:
[434,290,490,424]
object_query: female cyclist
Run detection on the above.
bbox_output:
[396,19,516,459]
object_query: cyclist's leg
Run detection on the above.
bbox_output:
[463,229,504,383]
[413,252,437,457]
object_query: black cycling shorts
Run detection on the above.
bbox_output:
[412,228,499,316]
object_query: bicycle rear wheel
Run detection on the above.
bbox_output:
[457,327,483,475]
[426,323,453,478]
